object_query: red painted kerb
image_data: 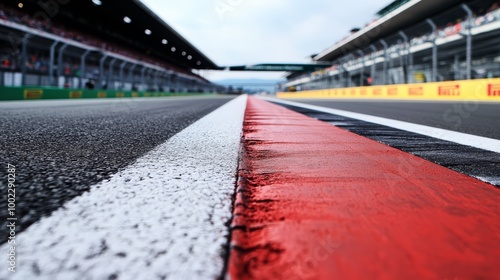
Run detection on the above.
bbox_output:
[227,97,500,280]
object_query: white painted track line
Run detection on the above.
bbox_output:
[1,95,247,280]
[264,97,500,154]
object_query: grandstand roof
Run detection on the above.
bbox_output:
[376,0,411,17]
[6,0,218,70]
[314,0,460,62]
[224,63,332,72]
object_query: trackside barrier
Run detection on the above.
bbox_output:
[277,78,500,102]
[0,87,213,101]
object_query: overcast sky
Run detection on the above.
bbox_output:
[141,0,393,81]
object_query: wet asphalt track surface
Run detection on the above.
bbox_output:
[0,96,233,242]
[287,99,500,140]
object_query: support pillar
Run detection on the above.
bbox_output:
[380,40,389,85]
[49,41,59,86]
[20,33,32,86]
[461,4,473,80]
[119,61,127,89]
[57,44,69,87]
[357,50,365,86]
[398,31,409,84]
[80,50,91,89]
[98,54,109,89]
[369,45,377,85]
[426,19,438,82]
[128,64,137,90]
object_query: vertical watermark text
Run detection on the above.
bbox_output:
[6,164,17,273]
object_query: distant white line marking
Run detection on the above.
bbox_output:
[0,95,247,280]
[263,97,500,154]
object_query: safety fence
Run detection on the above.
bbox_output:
[283,1,500,92]
[0,86,212,101]
[277,78,500,102]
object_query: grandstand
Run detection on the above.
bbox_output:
[283,0,500,92]
[0,0,223,93]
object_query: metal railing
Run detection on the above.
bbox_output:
[284,2,500,92]
[0,19,216,93]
